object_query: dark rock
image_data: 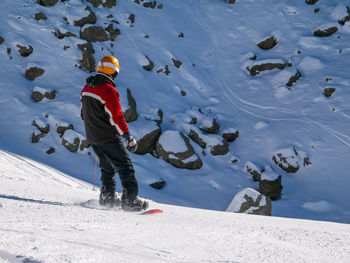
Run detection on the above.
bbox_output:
[136,129,161,155]
[31,89,56,102]
[156,109,163,127]
[80,26,109,42]
[305,0,318,4]
[7,48,11,55]
[80,139,90,151]
[37,0,59,6]
[210,141,229,156]
[143,56,154,71]
[225,0,236,3]
[105,24,121,41]
[246,163,262,182]
[0,36,4,45]
[259,175,282,200]
[286,70,301,87]
[31,132,45,143]
[34,12,48,20]
[164,65,170,75]
[257,36,277,50]
[323,87,336,97]
[156,131,202,170]
[200,119,220,134]
[128,14,135,24]
[172,58,182,68]
[25,67,45,81]
[62,137,80,153]
[81,50,96,72]
[143,1,157,8]
[272,151,300,173]
[150,179,166,190]
[32,120,50,134]
[247,62,285,76]
[223,130,239,142]
[102,0,116,8]
[64,45,70,50]
[74,6,96,27]
[178,32,184,38]
[314,8,320,13]
[54,30,76,39]
[180,90,186,96]
[56,124,73,136]
[303,157,312,166]
[123,89,138,122]
[188,129,207,148]
[46,147,55,154]
[77,42,95,54]
[86,0,102,7]
[157,4,163,9]
[314,27,338,37]
[250,54,257,60]
[17,45,33,57]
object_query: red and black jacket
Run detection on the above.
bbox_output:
[80,73,129,145]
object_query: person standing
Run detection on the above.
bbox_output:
[80,55,148,211]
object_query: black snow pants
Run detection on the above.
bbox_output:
[92,138,138,201]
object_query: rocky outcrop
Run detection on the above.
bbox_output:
[305,0,318,4]
[188,129,207,148]
[135,129,161,155]
[226,188,271,216]
[210,141,229,156]
[223,130,239,142]
[149,179,166,190]
[225,0,236,3]
[56,124,73,136]
[80,26,109,42]
[123,89,138,122]
[37,0,59,6]
[314,27,338,37]
[245,162,262,181]
[34,12,48,20]
[200,119,220,134]
[54,30,76,39]
[25,67,45,81]
[286,70,301,87]
[338,8,350,25]
[323,87,336,97]
[143,56,154,71]
[78,42,95,73]
[32,120,50,134]
[102,0,116,8]
[172,58,182,68]
[156,131,202,169]
[31,87,56,102]
[74,7,96,27]
[17,45,33,57]
[105,24,121,41]
[257,36,277,50]
[247,61,285,76]
[259,168,283,200]
[0,36,4,45]
[272,148,301,173]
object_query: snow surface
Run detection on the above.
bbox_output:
[1,150,350,263]
[0,0,350,225]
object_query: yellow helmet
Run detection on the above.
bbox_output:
[97,56,120,75]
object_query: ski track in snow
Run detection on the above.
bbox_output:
[1,150,350,263]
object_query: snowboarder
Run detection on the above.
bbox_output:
[80,55,149,211]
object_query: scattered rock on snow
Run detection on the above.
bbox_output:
[86,0,101,7]
[31,87,56,102]
[222,129,239,142]
[257,36,277,50]
[172,58,182,68]
[188,129,207,148]
[34,12,48,20]
[46,147,55,154]
[210,140,229,156]
[143,1,157,8]
[156,130,202,170]
[37,0,59,6]
[259,167,283,200]
[74,6,96,27]
[31,130,45,143]
[123,89,138,122]
[245,161,262,181]
[305,0,318,4]
[323,87,336,97]
[199,119,220,134]
[25,66,45,81]
[105,24,121,41]
[0,36,4,45]
[272,147,300,173]
[102,0,116,8]
[80,26,109,42]
[17,45,33,57]
[225,0,236,3]
[135,128,161,155]
[56,124,73,136]
[149,179,166,190]
[61,130,87,153]
[32,119,50,134]
[313,27,338,37]
[226,188,271,216]
[338,7,350,25]
[77,42,96,73]
[247,60,286,76]
[53,30,76,39]
[143,56,154,71]
[286,70,301,87]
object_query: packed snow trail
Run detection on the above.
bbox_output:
[1,150,350,263]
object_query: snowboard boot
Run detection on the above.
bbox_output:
[99,186,121,208]
[121,189,149,211]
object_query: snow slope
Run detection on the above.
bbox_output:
[1,149,350,263]
[0,0,350,223]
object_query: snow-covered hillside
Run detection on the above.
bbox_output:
[0,0,350,223]
[0,149,350,263]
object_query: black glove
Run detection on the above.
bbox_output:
[122,132,138,153]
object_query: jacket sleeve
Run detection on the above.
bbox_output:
[102,85,129,136]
